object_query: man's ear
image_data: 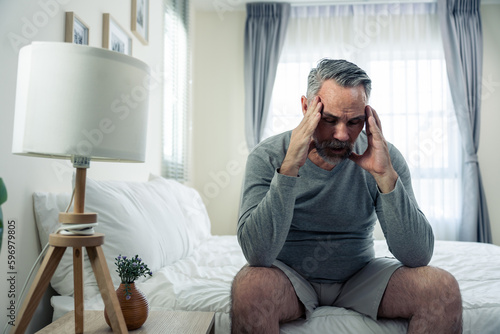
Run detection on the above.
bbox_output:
[300,96,308,116]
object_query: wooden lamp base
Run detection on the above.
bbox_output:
[12,233,128,334]
[11,168,128,334]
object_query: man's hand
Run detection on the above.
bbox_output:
[279,96,322,177]
[349,106,398,193]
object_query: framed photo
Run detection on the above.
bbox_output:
[65,12,89,45]
[131,0,149,45]
[102,13,132,55]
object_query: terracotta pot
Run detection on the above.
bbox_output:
[104,283,149,330]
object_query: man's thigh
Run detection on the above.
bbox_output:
[377,265,462,319]
[231,264,305,323]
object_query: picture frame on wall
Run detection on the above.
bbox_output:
[131,0,149,45]
[65,12,89,45]
[102,13,132,55]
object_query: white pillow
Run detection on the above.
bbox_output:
[149,175,211,245]
[33,176,198,298]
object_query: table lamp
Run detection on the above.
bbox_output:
[11,42,150,333]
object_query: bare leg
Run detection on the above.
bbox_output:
[378,266,462,333]
[231,265,305,334]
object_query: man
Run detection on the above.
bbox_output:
[231,59,462,333]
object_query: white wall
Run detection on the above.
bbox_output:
[191,10,247,236]
[191,5,500,244]
[0,0,165,331]
[479,4,500,245]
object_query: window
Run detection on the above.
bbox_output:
[368,59,462,239]
[162,0,191,181]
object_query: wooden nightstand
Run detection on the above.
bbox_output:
[36,310,215,334]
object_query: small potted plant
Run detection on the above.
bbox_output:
[105,254,153,330]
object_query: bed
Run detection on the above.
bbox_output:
[33,176,500,333]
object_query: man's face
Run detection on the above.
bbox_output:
[305,80,367,165]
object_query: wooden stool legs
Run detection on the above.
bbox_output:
[11,234,128,334]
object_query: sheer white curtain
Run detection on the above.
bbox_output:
[264,3,462,240]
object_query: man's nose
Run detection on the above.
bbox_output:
[333,123,349,142]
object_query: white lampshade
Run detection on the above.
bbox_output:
[12,42,150,162]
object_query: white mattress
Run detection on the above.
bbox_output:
[52,236,500,333]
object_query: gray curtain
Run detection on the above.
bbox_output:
[244,2,291,150]
[438,0,491,242]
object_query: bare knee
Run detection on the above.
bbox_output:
[414,268,461,310]
[231,266,279,317]
[385,266,463,333]
[230,266,281,333]
[433,268,462,306]
[230,265,303,334]
[422,268,462,329]
[232,265,274,299]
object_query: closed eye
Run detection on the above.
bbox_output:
[348,117,366,126]
[321,116,365,126]
[322,118,338,124]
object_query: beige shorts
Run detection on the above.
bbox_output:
[273,257,402,320]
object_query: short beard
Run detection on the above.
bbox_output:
[313,138,353,166]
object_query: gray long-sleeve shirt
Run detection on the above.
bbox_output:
[237,130,434,283]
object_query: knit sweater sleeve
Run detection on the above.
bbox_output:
[376,145,434,267]
[237,148,297,267]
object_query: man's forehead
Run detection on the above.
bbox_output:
[321,109,366,120]
[316,82,365,111]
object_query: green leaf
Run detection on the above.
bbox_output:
[0,178,7,205]
[0,178,5,251]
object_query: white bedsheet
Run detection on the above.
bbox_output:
[51,236,500,333]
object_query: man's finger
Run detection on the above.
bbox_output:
[365,106,383,140]
[368,105,382,132]
[367,114,383,140]
[305,96,319,114]
[304,98,322,131]
[308,138,316,153]
[364,105,372,135]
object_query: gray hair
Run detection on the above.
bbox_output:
[306,59,371,102]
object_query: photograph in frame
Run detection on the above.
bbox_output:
[102,13,132,55]
[131,0,149,45]
[65,12,89,45]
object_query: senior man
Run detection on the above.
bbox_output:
[231,59,462,333]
